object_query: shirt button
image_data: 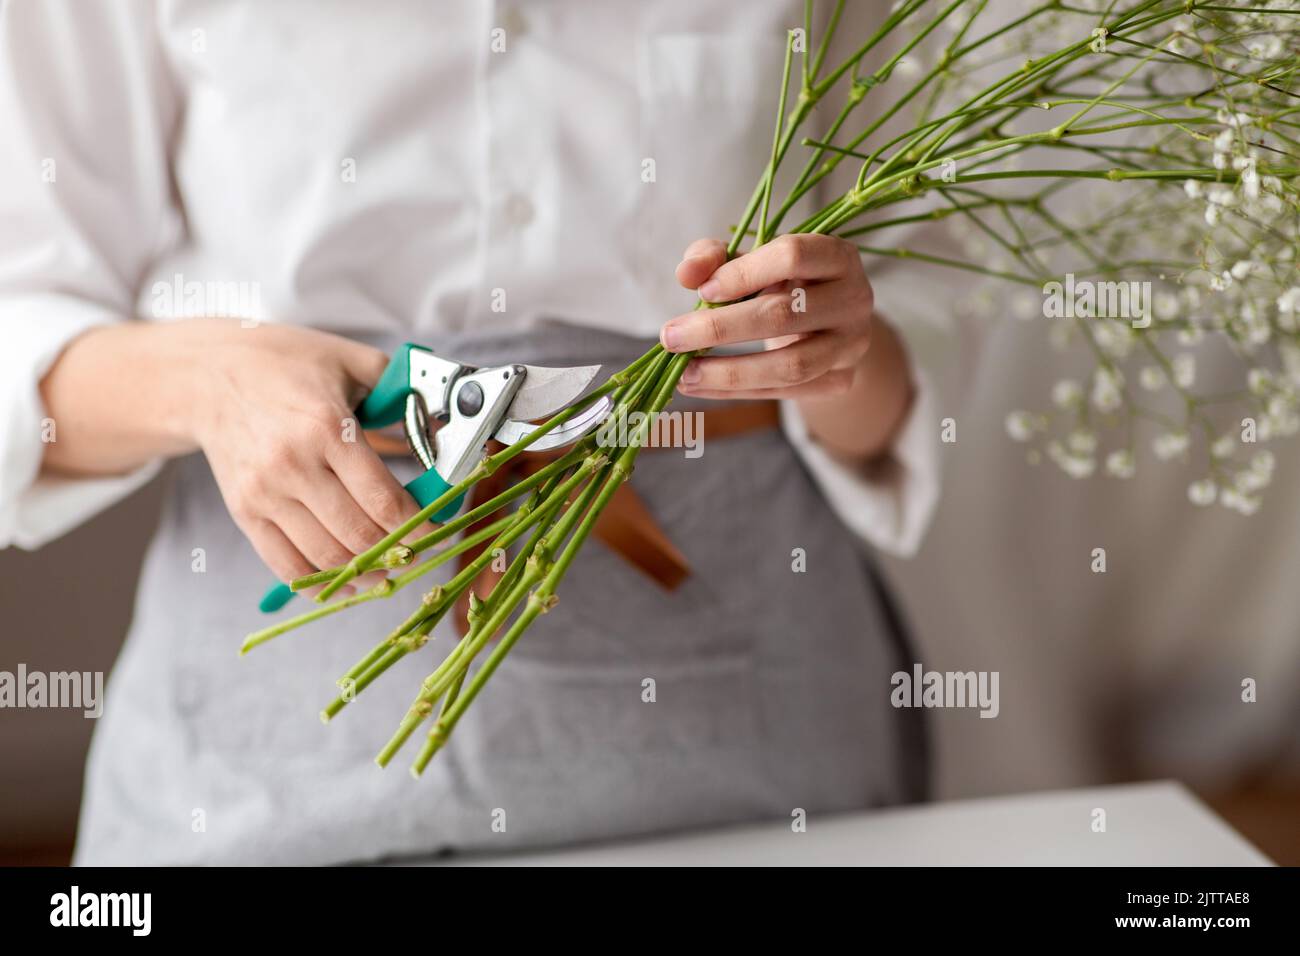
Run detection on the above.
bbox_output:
[503,193,534,227]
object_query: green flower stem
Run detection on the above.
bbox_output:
[315,364,636,603]
[239,512,516,655]
[757,30,797,245]
[411,353,692,771]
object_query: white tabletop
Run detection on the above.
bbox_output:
[429,781,1271,866]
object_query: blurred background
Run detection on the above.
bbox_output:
[3,309,1297,865]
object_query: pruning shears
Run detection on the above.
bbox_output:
[258,342,613,612]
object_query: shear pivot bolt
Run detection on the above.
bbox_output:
[456,381,485,417]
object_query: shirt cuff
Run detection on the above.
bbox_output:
[0,295,161,550]
[779,369,940,557]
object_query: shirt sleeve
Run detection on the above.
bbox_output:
[0,0,179,549]
[780,211,988,557]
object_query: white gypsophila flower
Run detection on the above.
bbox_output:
[1005,410,1037,442]
[1154,291,1179,321]
[1212,434,1235,459]
[1052,378,1083,408]
[1242,163,1260,201]
[1047,440,1095,479]
[1177,325,1205,346]
[1091,322,1129,359]
[1279,287,1300,317]
[1068,429,1097,456]
[1172,353,1196,388]
[1153,431,1190,460]
[1184,179,1203,199]
[1252,450,1276,475]
[1205,204,1221,226]
[1207,185,1236,207]
[1091,366,1123,413]
[1139,365,1166,391]
[1234,468,1269,494]
[1248,368,1274,394]
[1230,260,1259,280]
[1266,393,1295,420]
[1221,487,1261,516]
[1106,449,1136,479]
[1188,478,1217,506]
[1012,290,1039,321]
[894,57,921,79]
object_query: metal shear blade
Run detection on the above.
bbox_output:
[494,393,614,449]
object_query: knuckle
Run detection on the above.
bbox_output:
[828,369,855,395]
[305,406,348,444]
[776,234,806,275]
[782,351,812,383]
[343,516,378,549]
[319,541,352,568]
[263,439,299,473]
[704,310,726,346]
[836,236,861,267]
[855,275,875,315]
[727,260,752,296]
[760,293,794,332]
[233,470,272,510]
[368,488,408,528]
[721,361,743,390]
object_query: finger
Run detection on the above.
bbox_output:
[661,282,849,352]
[698,234,858,303]
[274,500,355,575]
[676,238,728,290]
[326,438,439,543]
[298,469,390,556]
[243,517,355,598]
[676,334,849,392]
[336,339,392,399]
[677,368,858,401]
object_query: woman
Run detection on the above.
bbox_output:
[0,0,944,864]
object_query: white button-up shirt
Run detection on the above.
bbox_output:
[0,0,951,557]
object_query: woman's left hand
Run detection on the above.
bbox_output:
[660,234,874,399]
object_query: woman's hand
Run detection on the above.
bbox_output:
[661,234,874,399]
[41,319,430,595]
[660,235,915,464]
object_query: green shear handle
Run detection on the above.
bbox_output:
[258,344,464,613]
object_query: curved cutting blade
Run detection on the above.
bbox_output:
[493,394,614,450]
[506,363,602,422]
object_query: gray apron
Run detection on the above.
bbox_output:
[74,324,926,865]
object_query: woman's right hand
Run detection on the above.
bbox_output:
[41,318,432,595]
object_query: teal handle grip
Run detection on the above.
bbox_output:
[257,343,462,614]
[406,468,465,519]
[356,343,422,429]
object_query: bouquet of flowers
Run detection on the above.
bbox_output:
[244,0,1300,773]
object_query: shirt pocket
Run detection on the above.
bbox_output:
[631,32,790,313]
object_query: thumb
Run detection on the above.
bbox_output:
[338,338,392,386]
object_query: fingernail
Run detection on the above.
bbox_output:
[661,323,682,350]
[679,362,701,384]
[698,279,721,302]
[680,254,709,270]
